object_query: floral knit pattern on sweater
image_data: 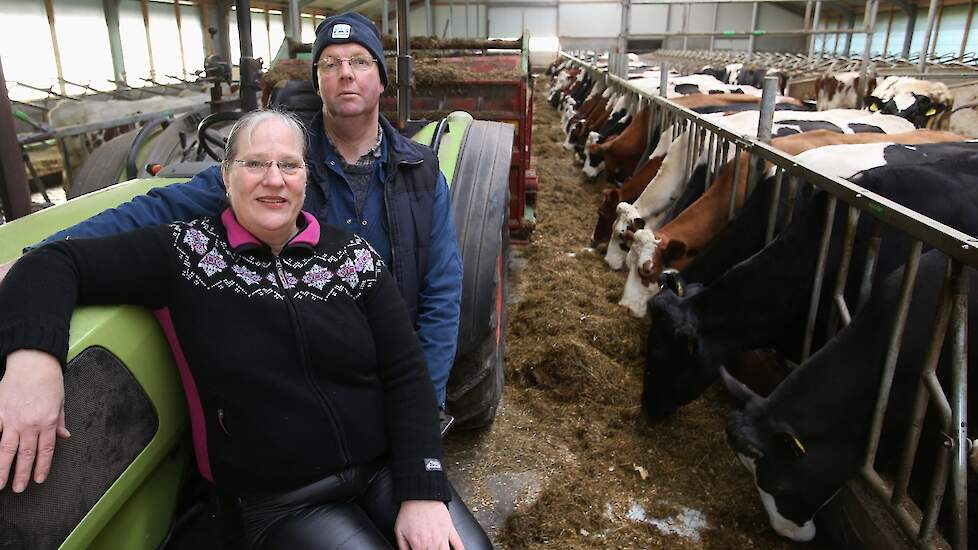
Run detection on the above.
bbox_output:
[171,218,383,303]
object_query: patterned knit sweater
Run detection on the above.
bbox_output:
[0,209,449,501]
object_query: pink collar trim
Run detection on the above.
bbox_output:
[220,208,320,252]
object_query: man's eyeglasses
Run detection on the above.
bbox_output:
[228,159,306,176]
[316,55,377,74]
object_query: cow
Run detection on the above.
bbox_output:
[726,248,977,542]
[697,63,743,85]
[618,130,968,316]
[736,64,789,95]
[604,109,917,271]
[563,88,615,151]
[815,71,875,110]
[583,105,651,180]
[866,76,954,129]
[583,94,809,182]
[641,143,978,422]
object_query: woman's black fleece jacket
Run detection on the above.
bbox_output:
[0,209,449,502]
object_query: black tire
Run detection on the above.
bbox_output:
[142,109,210,176]
[446,120,514,429]
[68,128,142,199]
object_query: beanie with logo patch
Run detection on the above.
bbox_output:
[311,12,388,90]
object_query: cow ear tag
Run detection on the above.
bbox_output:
[869,103,879,112]
[925,107,937,116]
[780,433,807,458]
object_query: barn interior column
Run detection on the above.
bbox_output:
[710,2,719,50]
[175,0,188,79]
[0,56,31,221]
[42,0,66,96]
[140,0,157,81]
[961,0,975,59]
[810,1,822,54]
[858,0,879,103]
[286,0,301,39]
[102,0,127,87]
[893,0,917,59]
[918,0,939,72]
[747,1,759,56]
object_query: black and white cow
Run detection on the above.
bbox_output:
[641,142,978,420]
[866,76,954,129]
[726,248,977,542]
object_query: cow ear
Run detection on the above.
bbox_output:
[663,239,688,262]
[719,366,763,409]
[657,269,686,297]
[725,410,765,459]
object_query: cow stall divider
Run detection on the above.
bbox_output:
[560,50,972,550]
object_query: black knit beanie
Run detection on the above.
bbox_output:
[311,12,388,90]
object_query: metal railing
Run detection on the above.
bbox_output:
[559,51,972,549]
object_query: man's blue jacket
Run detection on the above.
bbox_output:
[42,112,462,405]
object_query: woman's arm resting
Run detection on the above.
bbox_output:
[0,349,69,493]
[395,500,465,550]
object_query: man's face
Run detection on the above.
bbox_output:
[316,42,384,120]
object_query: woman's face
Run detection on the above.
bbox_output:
[222,119,306,245]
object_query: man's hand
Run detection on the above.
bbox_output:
[394,499,464,550]
[0,259,15,285]
[0,349,69,493]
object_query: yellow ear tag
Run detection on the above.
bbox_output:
[869,103,879,112]
[789,435,807,457]
[926,107,937,116]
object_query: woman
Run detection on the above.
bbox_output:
[0,110,491,550]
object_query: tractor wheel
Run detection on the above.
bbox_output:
[142,109,210,175]
[446,120,514,429]
[68,128,141,199]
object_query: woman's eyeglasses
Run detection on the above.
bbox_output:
[228,159,307,176]
[316,55,377,74]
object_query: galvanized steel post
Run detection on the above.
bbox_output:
[757,76,778,144]
[659,64,668,97]
[383,0,390,35]
[426,0,433,35]
[949,263,969,550]
[961,0,975,59]
[43,0,66,96]
[681,3,689,51]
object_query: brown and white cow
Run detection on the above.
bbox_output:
[618,129,968,316]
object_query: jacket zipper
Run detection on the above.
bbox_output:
[273,256,352,464]
[383,157,423,288]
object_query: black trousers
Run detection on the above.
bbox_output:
[238,461,493,550]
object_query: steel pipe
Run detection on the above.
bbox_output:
[863,240,923,468]
[801,194,838,361]
[948,263,969,549]
[919,0,940,72]
[764,168,784,245]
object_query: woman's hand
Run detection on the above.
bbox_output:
[0,349,70,492]
[394,499,465,550]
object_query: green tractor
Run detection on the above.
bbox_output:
[0,12,514,549]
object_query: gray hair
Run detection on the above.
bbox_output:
[223,109,307,164]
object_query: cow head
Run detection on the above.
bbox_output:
[726,406,851,542]
[639,237,688,286]
[641,287,717,420]
[583,132,605,178]
[866,76,953,129]
[605,202,642,270]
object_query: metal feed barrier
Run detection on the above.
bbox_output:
[560,51,971,549]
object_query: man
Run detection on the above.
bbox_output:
[5,12,462,407]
